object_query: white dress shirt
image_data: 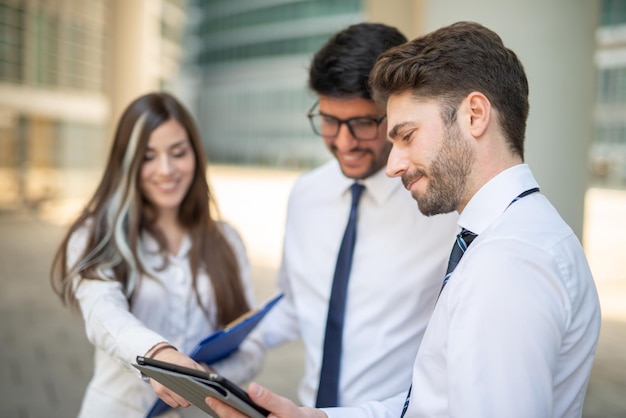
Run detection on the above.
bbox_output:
[69,221,263,418]
[326,164,601,418]
[262,160,459,407]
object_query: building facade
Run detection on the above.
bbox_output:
[0,0,186,212]
[180,0,598,238]
[179,0,366,168]
[592,0,626,186]
[0,0,108,209]
[0,0,602,239]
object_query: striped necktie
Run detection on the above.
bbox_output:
[441,228,478,293]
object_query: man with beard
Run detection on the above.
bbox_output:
[206,21,601,418]
[258,22,459,409]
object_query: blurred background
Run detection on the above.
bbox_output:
[0,0,625,417]
[1,0,626,236]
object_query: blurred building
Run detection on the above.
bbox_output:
[0,0,601,239]
[178,0,423,169]
[178,0,367,168]
[0,0,186,210]
[592,0,626,186]
[180,0,597,239]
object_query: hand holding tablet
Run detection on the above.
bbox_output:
[134,356,269,418]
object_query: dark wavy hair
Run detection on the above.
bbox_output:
[309,22,407,99]
[50,92,250,327]
[369,21,529,158]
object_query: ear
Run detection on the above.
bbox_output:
[462,92,491,138]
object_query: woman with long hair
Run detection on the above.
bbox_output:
[51,92,263,417]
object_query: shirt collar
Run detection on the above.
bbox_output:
[331,160,403,205]
[141,231,191,259]
[458,164,540,235]
[176,234,192,258]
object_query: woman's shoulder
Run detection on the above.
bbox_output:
[215,220,249,258]
[67,218,95,250]
[215,220,242,243]
[65,218,96,268]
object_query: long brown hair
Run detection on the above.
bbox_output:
[50,92,250,327]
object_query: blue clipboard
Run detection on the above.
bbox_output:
[146,293,284,417]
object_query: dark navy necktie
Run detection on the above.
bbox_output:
[316,183,365,408]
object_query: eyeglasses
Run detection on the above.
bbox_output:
[307,101,386,141]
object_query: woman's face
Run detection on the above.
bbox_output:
[139,118,196,218]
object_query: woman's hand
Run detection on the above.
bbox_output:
[205,382,327,418]
[147,344,204,409]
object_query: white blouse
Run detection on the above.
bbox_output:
[69,221,264,418]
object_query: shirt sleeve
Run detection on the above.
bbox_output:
[259,245,301,348]
[75,279,167,366]
[69,225,166,368]
[258,184,303,349]
[324,392,406,418]
[212,221,266,384]
[218,221,255,305]
[445,238,568,418]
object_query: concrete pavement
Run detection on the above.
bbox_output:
[0,166,624,417]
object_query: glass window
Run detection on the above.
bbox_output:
[601,0,626,26]
[0,3,25,83]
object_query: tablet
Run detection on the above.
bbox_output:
[134,356,269,418]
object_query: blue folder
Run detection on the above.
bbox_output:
[146,293,284,417]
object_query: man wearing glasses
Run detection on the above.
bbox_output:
[260,23,458,408]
